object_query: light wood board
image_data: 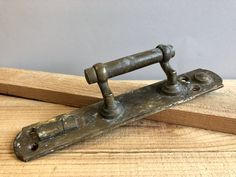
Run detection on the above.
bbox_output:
[0,68,235,134]
[1,95,236,176]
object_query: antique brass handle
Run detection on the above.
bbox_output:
[13,44,223,162]
[84,45,181,119]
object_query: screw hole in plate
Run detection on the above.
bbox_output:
[191,84,201,92]
[29,143,39,151]
[178,75,190,83]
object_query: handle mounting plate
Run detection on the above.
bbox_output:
[14,69,223,162]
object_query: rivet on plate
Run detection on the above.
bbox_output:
[194,72,212,84]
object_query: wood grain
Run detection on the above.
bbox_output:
[0,68,235,135]
[1,95,236,176]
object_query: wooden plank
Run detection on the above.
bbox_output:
[0,68,235,135]
[1,95,236,176]
[2,152,236,177]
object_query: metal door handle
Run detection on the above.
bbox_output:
[84,44,181,119]
[13,44,223,162]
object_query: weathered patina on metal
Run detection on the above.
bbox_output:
[13,44,223,162]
